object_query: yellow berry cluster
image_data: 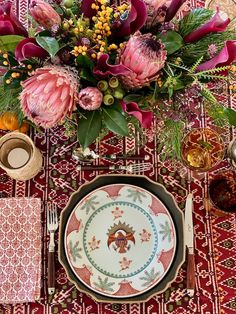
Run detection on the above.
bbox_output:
[174,57,182,65]
[5,64,33,85]
[0,51,10,66]
[113,3,131,19]
[119,42,125,49]
[5,71,21,84]
[63,18,86,35]
[90,0,114,55]
[108,43,118,51]
[230,65,236,72]
[229,84,236,92]
[72,45,88,57]
[156,75,163,87]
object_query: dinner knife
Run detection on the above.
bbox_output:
[185,193,196,297]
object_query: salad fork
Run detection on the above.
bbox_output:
[47,203,58,295]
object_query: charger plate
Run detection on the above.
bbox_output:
[59,175,185,303]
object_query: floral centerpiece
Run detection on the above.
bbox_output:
[0,0,235,159]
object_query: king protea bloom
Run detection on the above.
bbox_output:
[20,66,79,128]
[29,0,61,30]
[117,33,167,89]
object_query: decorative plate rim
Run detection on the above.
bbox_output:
[63,183,177,298]
[59,174,185,303]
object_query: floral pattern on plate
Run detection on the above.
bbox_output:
[64,184,176,298]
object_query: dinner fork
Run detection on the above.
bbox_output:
[76,163,152,173]
[47,203,58,295]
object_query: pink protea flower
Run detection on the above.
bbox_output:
[29,0,61,30]
[117,33,167,89]
[78,87,103,110]
[20,66,79,128]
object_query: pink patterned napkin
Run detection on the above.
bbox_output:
[0,198,41,304]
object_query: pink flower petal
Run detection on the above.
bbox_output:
[0,20,15,35]
[94,54,131,77]
[29,0,61,30]
[184,8,230,43]
[15,38,48,61]
[81,0,97,18]
[197,40,236,71]
[20,66,79,128]
[121,100,153,128]
[0,2,27,36]
[114,0,147,37]
[165,0,187,22]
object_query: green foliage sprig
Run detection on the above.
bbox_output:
[180,31,236,64]
[179,8,214,37]
[0,84,24,122]
[157,120,185,160]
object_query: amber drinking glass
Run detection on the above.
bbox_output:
[181,128,225,172]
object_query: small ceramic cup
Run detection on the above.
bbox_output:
[0,131,43,181]
[207,170,236,216]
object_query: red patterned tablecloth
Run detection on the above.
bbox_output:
[0,0,236,313]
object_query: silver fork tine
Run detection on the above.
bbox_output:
[135,163,150,170]
[53,204,58,226]
[129,163,152,173]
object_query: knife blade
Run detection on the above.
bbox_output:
[185,193,196,297]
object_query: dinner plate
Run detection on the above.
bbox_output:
[59,175,185,303]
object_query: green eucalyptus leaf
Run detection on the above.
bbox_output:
[111,99,123,112]
[223,108,236,126]
[157,31,184,55]
[76,55,94,70]
[173,78,185,90]
[168,86,173,98]
[77,110,102,148]
[36,30,51,37]
[36,36,59,57]
[102,107,129,136]
[80,68,97,83]
[0,35,24,52]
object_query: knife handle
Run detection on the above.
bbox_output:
[187,247,196,297]
[48,251,55,295]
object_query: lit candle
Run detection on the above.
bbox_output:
[7,148,30,168]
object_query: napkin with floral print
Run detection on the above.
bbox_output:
[0,198,41,303]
